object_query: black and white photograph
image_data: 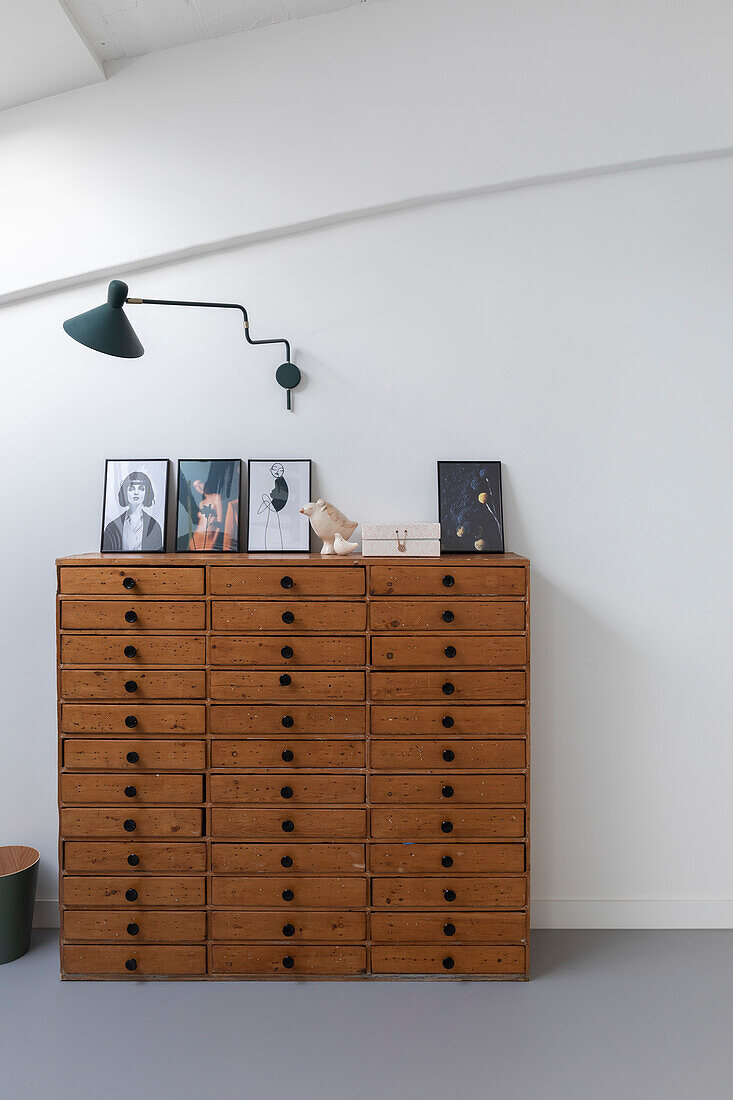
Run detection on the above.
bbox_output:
[101,459,168,552]
[176,459,241,551]
[247,459,312,551]
[437,460,504,553]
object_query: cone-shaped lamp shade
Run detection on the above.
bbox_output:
[63,280,144,358]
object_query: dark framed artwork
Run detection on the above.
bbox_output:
[176,459,241,551]
[247,459,312,551]
[101,459,169,552]
[437,461,505,553]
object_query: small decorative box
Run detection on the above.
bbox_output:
[361,522,441,557]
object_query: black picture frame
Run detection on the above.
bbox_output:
[437,461,505,553]
[100,459,169,553]
[246,459,313,552]
[175,459,242,552]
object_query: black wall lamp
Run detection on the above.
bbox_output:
[63,279,302,410]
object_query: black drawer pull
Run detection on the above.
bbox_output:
[124,645,138,659]
[123,819,136,832]
[125,888,138,902]
[282,819,294,833]
[124,610,138,624]
[441,682,455,695]
[443,923,456,937]
[441,821,453,833]
[124,785,137,798]
[124,680,138,694]
[442,785,454,799]
[127,922,139,937]
[282,888,294,901]
[280,786,294,800]
[280,855,293,868]
[280,575,294,589]
[442,956,455,970]
[442,574,455,588]
[441,855,453,868]
[279,673,292,687]
[122,577,136,590]
[282,955,295,969]
[444,646,456,659]
[125,958,137,971]
[281,749,294,762]
[125,715,138,728]
[442,749,455,762]
[282,923,295,937]
[282,610,295,624]
[443,888,456,902]
[441,610,455,623]
[281,645,294,659]
[281,715,294,728]
[126,751,140,764]
[441,715,454,728]
[127,853,140,866]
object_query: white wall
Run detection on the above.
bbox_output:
[2,0,733,928]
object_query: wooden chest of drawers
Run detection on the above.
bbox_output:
[57,552,529,980]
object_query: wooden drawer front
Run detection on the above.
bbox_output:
[63,945,206,976]
[61,808,203,838]
[61,635,205,666]
[369,600,525,633]
[371,808,525,839]
[61,704,206,734]
[210,705,365,735]
[211,671,365,702]
[372,876,527,909]
[212,876,367,908]
[212,843,366,874]
[369,566,526,597]
[63,875,206,907]
[210,774,365,805]
[61,773,204,805]
[213,945,366,976]
[211,566,365,596]
[64,842,207,873]
[371,636,526,669]
[212,808,366,839]
[61,670,206,701]
[212,910,366,942]
[59,567,204,596]
[210,636,365,667]
[212,740,366,770]
[372,946,525,976]
[371,739,526,770]
[370,843,525,874]
[371,774,525,805]
[63,910,206,943]
[64,739,206,771]
[60,600,206,631]
[370,705,525,737]
[370,672,525,702]
[212,600,366,633]
[371,912,527,944]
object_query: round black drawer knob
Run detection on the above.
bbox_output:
[125,958,137,971]
[279,673,292,687]
[442,682,455,696]
[280,786,294,800]
[124,785,137,798]
[441,716,454,729]
[443,923,456,937]
[442,785,454,799]
[281,645,294,659]
[443,888,456,902]
[441,855,453,868]
[442,749,455,762]
[122,577,136,590]
[126,751,140,764]
[123,819,136,832]
[127,923,139,937]
[282,611,295,624]
[441,610,455,623]
[280,576,294,589]
[124,645,138,659]
[441,821,453,834]
[127,854,140,867]
[125,715,138,728]
[442,574,455,588]
[281,715,294,728]
[282,888,294,901]
[444,646,457,659]
[280,855,293,868]
[124,610,138,624]
[124,680,138,694]
[282,955,295,969]
[125,888,138,902]
[281,749,294,762]
[282,923,295,937]
[442,957,455,970]
[282,819,295,833]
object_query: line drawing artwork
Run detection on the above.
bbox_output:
[257,462,289,550]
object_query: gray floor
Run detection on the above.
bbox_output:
[1,930,731,1099]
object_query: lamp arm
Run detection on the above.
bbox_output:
[125,296,292,362]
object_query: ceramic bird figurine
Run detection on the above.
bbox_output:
[300,499,358,554]
[334,532,359,556]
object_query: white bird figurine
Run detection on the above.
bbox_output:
[300,499,358,555]
[334,532,359,556]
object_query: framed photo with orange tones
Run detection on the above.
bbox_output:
[176,459,241,551]
[437,460,504,553]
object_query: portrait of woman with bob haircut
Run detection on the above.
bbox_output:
[101,460,169,552]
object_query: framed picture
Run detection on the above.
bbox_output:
[101,459,168,552]
[247,459,312,552]
[437,461,505,553]
[176,459,241,551]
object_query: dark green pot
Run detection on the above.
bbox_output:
[0,847,39,964]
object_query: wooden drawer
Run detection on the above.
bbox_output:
[211,910,366,942]
[371,636,526,669]
[62,875,206,907]
[61,635,205,666]
[60,600,207,631]
[63,944,206,976]
[370,671,526,702]
[370,808,525,839]
[369,566,526,597]
[63,842,207,873]
[210,705,365,736]
[369,600,525,633]
[371,774,526,805]
[61,670,206,701]
[63,909,206,943]
[211,876,367,908]
[211,566,365,596]
[371,912,527,944]
[210,774,365,805]
[61,773,204,805]
[371,946,525,976]
[61,704,206,734]
[211,740,366,769]
[371,876,527,909]
[59,567,204,596]
[371,739,526,770]
[369,842,525,874]
[210,671,365,702]
[212,945,366,976]
[63,739,206,771]
[212,808,366,839]
[210,635,365,667]
[370,705,526,736]
[212,843,366,874]
[61,808,203,839]
[212,600,366,633]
